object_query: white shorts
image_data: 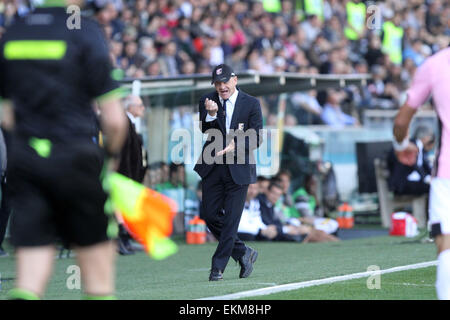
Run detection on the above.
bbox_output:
[429,178,450,236]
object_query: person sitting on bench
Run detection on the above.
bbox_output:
[387,125,435,196]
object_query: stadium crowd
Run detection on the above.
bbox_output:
[1,0,449,126]
[0,0,449,252]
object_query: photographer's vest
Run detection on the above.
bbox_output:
[304,0,324,20]
[382,21,404,65]
[263,0,281,13]
[344,1,366,40]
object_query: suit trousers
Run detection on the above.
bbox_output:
[200,164,248,271]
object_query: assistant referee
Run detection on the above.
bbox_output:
[0,0,128,299]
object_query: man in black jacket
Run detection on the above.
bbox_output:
[387,125,435,196]
[194,64,263,281]
[258,180,340,243]
[257,181,305,242]
[117,94,147,255]
[118,94,147,183]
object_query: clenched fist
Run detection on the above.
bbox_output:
[205,98,219,117]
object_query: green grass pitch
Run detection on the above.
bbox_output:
[0,234,437,300]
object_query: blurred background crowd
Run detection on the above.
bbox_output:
[1,0,449,126]
[0,0,449,241]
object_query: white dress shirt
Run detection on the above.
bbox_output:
[238,199,267,235]
[126,111,141,133]
[205,89,239,134]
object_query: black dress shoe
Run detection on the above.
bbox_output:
[117,238,134,255]
[123,238,135,253]
[238,247,258,278]
[0,246,9,258]
[209,269,223,281]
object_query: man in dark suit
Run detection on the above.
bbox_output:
[257,181,305,242]
[387,125,435,196]
[118,94,147,183]
[258,180,340,243]
[194,64,263,281]
[117,94,147,255]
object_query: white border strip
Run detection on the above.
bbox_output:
[199,261,437,300]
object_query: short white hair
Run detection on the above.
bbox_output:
[123,94,141,110]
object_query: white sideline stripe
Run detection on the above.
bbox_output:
[199,260,438,300]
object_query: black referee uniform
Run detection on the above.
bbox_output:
[0,6,121,248]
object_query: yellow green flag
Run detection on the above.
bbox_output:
[108,173,178,260]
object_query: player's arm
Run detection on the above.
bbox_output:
[393,103,419,166]
[0,99,14,131]
[393,56,432,166]
[82,21,128,160]
[199,96,219,133]
[394,103,417,142]
[97,93,128,159]
[0,40,13,131]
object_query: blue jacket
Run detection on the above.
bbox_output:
[194,89,263,185]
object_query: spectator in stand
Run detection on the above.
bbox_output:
[274,169,295,215]
[290,89,323,125]
[307,33,332,70]
[300,14,322,48]
[291,174,340,236]
[154,161,170,192]
[403,39,427,67]
[387,125,435,196]
[227,45,249,72]
[321,89,358,127]
[158,40,179,76]
[367,64,399,109]
[174,25,195,59]
[144,59,163,76]
[323,15,343,45]
[180,60,196,75]
[364,35,385,69]
[123,41,142,68]
[256,176,270,194]
[159,162,186,234]
[94,0,118,29]
[2,0,448,131]
[426,0,445,36]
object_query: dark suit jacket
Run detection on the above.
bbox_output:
[194,89,263,185]
[256,193,301,242]
[118,117,146,183]
[257,193,284,235]
[387,139,431,195]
